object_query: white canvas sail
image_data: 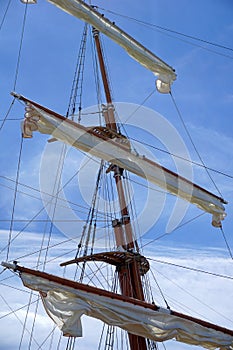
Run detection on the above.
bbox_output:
[16,94,226,227]
[2,263,233,350]
[47,0,176,93]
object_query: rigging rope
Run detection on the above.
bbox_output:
[19,291,33,349]
[148,257,233,281]
[97,7,233,59]
[118,89,155,135]
[0,150,104,256]
[41,144,67,271]
[0,297,37,320]
[0,0,11,32]
[128,136,233,180]
[169,91,223,198]
[149,268,170,310]
[0,174,111,220]
[220,226,233,260]
[66,23,88,121]
[13,0,29,91]
[142,213,206,249]
[28,295,40,349]
[77,162,105,281]
[0,293,40,347]
[0,98,15,131]
[153,266,233,325]
[6,135,24,261]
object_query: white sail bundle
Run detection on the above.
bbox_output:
[2,264,230,350]
[47,0,176,93]
[17,94,226,227]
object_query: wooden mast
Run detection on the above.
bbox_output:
[93,28,148,350]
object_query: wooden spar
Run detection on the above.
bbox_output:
[47,0,176,94]
[93,29,148,350]
[92,28,112,107]
[12,92,227,218]
[12,93,226,207]
[2,262,233,338]
[60,251,150,276]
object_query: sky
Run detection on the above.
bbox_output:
[0,0,233,349]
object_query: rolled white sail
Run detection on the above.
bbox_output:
[16,94,226,227]
[47,0,176,93]
[2,263,231,350]
[20,0,37,3]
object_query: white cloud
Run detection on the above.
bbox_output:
[0,231,232,349]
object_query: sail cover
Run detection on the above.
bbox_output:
[17,94,226,227]
[16,268,233,349]
[47,0,176,93]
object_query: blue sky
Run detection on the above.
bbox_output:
[0,0,233,349]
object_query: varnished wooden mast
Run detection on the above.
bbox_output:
[93,28,148,350]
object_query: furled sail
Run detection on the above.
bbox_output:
[47,0,176,93]
[2,262,233,349]
[14,93,226,227]
[20,0,37,3]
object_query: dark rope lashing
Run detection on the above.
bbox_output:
[146,338,158,350]
[65,336,76,350]
[66,23,88,121]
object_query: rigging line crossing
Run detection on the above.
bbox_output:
[81,261,113,290]
[13,0,28,91]
[129,136,233,180]
[41,144,68,271]
[19,290,33,350]
[149,268,170,310]
[0,174,113,220]
[146,26,233,60]
[0,294,41,347]
[0,183,92,219]
[0,219,109,223]
[148,258,233,281]
[36,326,57,350]
[128,178,167,195]
[0,281,33,295]
[27,295,40,350]
[5,229,106,264]
[6,135,24,261]
[83,163,104,253]
[113,90,157,182]
[74,166,105,262]
[170,91,223,198]
[0,297,38,320]
[0,98,15,131]
[142,212,206,249]
[0,146,105,256]
[66,23,88,120]
[98,7,233,55]
[153,267,233,325]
